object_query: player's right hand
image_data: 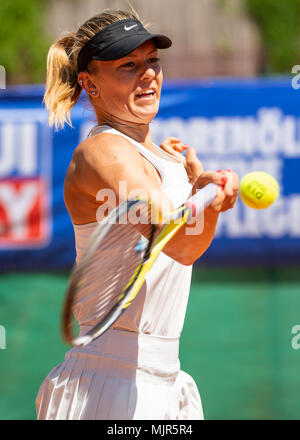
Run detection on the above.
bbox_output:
[193,169,239,212]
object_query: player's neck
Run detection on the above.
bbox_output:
[96,115,154,152]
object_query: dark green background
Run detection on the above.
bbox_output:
[0,268,299,420]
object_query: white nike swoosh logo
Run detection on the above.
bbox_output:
[124,24,138,31]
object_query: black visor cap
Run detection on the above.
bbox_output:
[77,19,172,73]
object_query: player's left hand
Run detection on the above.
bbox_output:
[160,138,204,185]
[160,137,188,162]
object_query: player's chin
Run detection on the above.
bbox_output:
[137,101,159,111]
[133,99,160,114]
[134,107,159,123]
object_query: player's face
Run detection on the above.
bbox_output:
[90,40,163,124]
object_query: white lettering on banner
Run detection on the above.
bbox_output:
[155,117,186,144]
[262,198,287,238]
[151,107,300,157]
[0,123,14,175]
[207,118,224,154]
[216,202,262,238]
[0,115,52,248]
[0,182,39,239]
[257,108,282,155]
[183,118,208,152]
[215,197,300,238]
[0,123,37,176]
[281,117,299,157]
[19,123,37,175]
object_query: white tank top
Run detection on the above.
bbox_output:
[73,125,193,338]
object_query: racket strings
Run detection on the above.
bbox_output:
[69,203,155,333]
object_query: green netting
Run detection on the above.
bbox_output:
[0,269,300,420]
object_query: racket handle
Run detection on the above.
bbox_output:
[184,183,218,216]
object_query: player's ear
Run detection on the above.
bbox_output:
[77,74,99,97]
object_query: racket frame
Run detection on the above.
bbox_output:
[62,183,218,347]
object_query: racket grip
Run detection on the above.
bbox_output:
[184,183,218,217]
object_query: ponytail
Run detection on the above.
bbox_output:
[43,32,82,131]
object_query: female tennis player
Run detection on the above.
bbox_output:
[36,8,239,420]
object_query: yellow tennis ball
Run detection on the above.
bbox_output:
[240,172,279,209]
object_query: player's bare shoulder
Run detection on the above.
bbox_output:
[65,132,142,194]
[75,132,142,172]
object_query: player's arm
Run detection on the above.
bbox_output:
[159,141,239,263]
[74,133,238,265]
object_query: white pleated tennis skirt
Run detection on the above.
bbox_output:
[36,328,204,420]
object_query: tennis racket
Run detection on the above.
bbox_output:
[62,183,218,347]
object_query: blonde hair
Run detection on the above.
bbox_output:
[43,8,142,131]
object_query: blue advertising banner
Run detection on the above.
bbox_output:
[0,79,299,270]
